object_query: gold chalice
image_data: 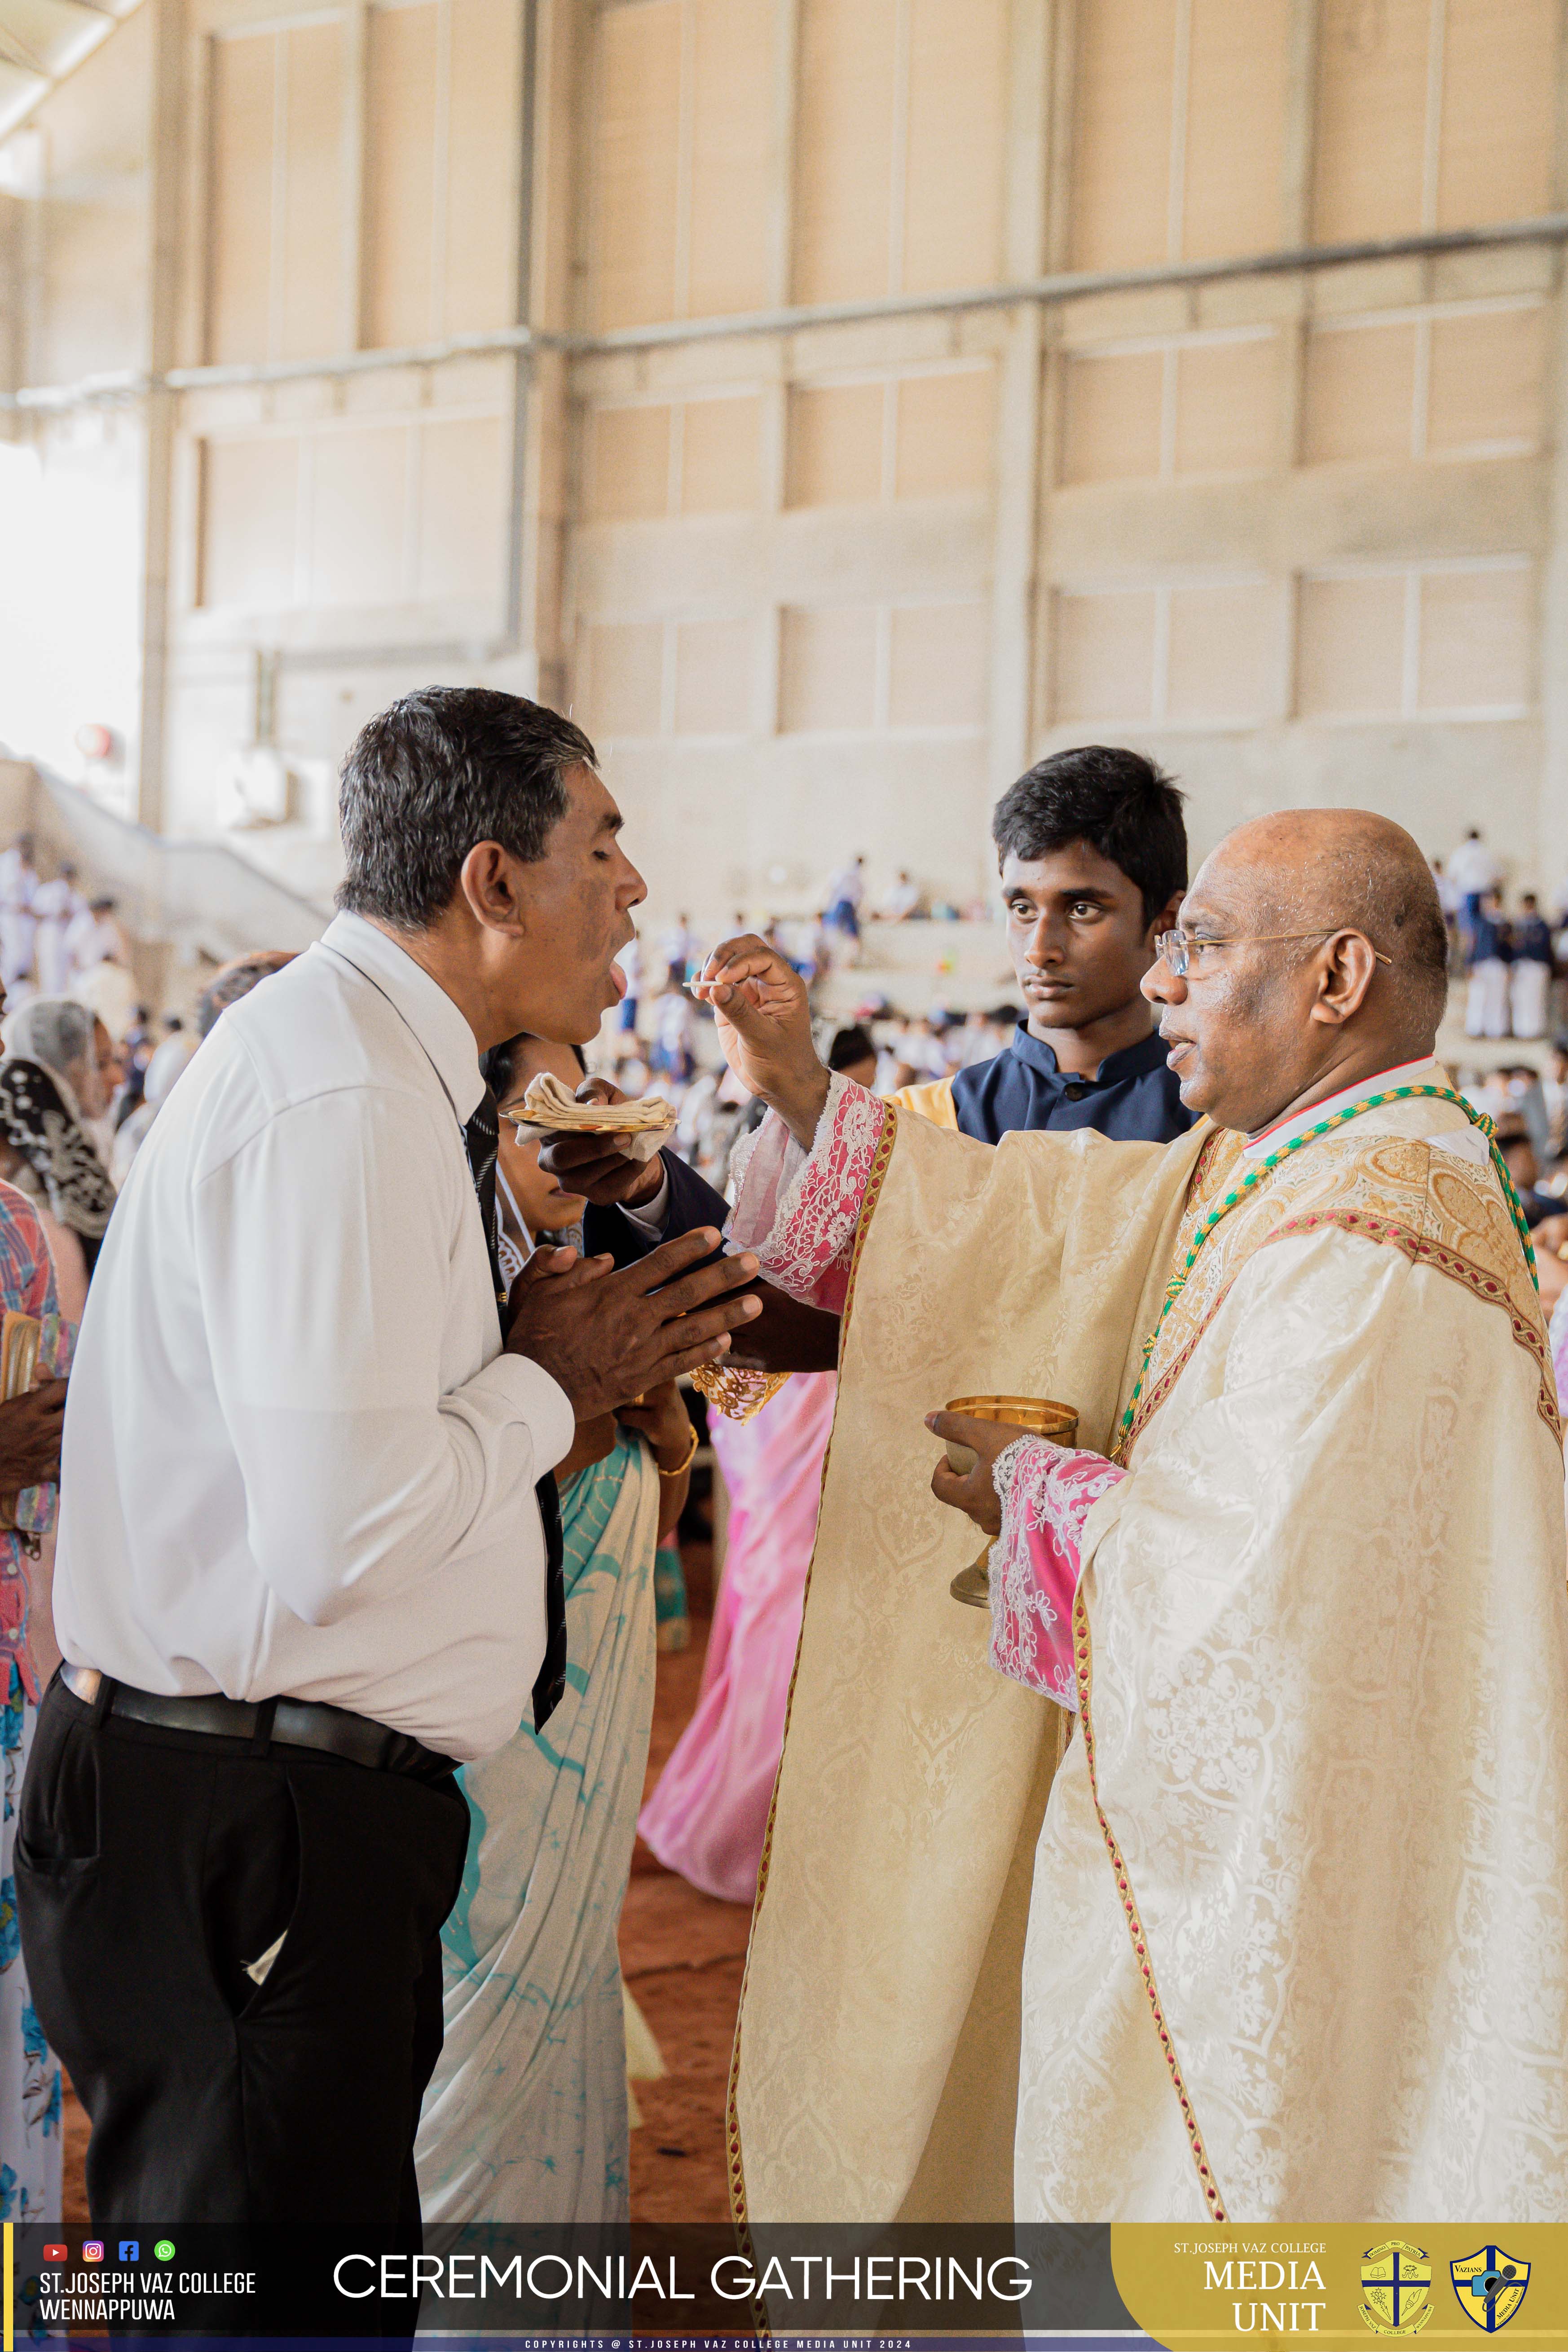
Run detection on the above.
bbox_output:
[941,1394,1079,1608]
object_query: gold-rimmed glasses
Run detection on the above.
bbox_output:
[1152,927,1394,979]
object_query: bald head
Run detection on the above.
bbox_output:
[1143,806,1452,1132]
[1206,809,1449,1035]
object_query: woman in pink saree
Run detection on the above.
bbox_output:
[638,1031,884,1903]
[638,1369,836,1903]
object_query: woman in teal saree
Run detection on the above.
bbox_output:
[415,1036,694,2223]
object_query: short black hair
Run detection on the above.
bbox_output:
[827,1024,876,1072]
[482,1033,588,1101]
[337,687,597,930]
[990,746,1187,925]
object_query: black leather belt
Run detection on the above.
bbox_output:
[61,1664,456,1778]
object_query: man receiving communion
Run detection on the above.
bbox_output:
[693,808,1568,2228]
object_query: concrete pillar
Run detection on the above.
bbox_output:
[1535,11,1568,893]
[1277,0,1319,491]
[340,0,370,355]
[757,0,801,745]
[135,0,186,836]
[514,0,583,708]
[985,0,1054,806]
[1277,0,1320,733]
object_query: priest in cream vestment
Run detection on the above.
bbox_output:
[688,810,1568,2228]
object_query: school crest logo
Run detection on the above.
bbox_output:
[1450,2247,1530,2332]
[1361,2242,1432,2334]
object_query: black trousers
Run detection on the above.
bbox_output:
[16,1672,470,2227]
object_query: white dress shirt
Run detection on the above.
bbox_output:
[53,912,573,1763]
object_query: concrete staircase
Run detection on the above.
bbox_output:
[0,760,330,1014]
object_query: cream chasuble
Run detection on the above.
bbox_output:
[727,1077,1568,2226]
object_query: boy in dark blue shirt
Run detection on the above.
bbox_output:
[550,749,1196,1364]
[898,745,1195,1148]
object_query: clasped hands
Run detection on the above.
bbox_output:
[518,1076,756,1413]
[504,1226,760,1418]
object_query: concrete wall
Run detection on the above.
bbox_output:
[3,0,1568,933]
[0,14,154,806]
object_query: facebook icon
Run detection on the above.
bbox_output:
[119,2241,138,2261]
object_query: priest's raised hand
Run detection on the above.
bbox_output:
[688,934,827,1145]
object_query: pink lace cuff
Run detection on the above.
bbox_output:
[988,1436,1127,1708]
[727,1073,889,1313]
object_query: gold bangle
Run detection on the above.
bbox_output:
[656,1418,700,1478]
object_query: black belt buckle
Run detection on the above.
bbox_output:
[69,1671,450,1778]
[272,1698,385,1771]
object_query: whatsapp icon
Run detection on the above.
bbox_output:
[154,2241,175,2262]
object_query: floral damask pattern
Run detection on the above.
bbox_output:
[1122,1113,1557,1463]
[1018,1214,1568,2221]
[1140,1651,1269,1801]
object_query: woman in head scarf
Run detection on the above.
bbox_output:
[0,999,119,1296]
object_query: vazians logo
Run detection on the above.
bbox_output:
[1451,2248,1531,2333]
[1361,2242,1432,2336]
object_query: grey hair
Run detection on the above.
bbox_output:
[337,686,599,930]
[4,997,98,1085]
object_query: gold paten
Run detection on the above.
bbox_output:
[941,1394,1079,1608]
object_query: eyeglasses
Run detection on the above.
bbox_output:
[1153,927,1394,979]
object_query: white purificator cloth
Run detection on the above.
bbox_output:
[502,1073,675,1164]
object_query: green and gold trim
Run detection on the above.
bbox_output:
[1071,1585,1229,2221]
[1268,1205,1562,1440]
[1117,1084,1537,1450]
